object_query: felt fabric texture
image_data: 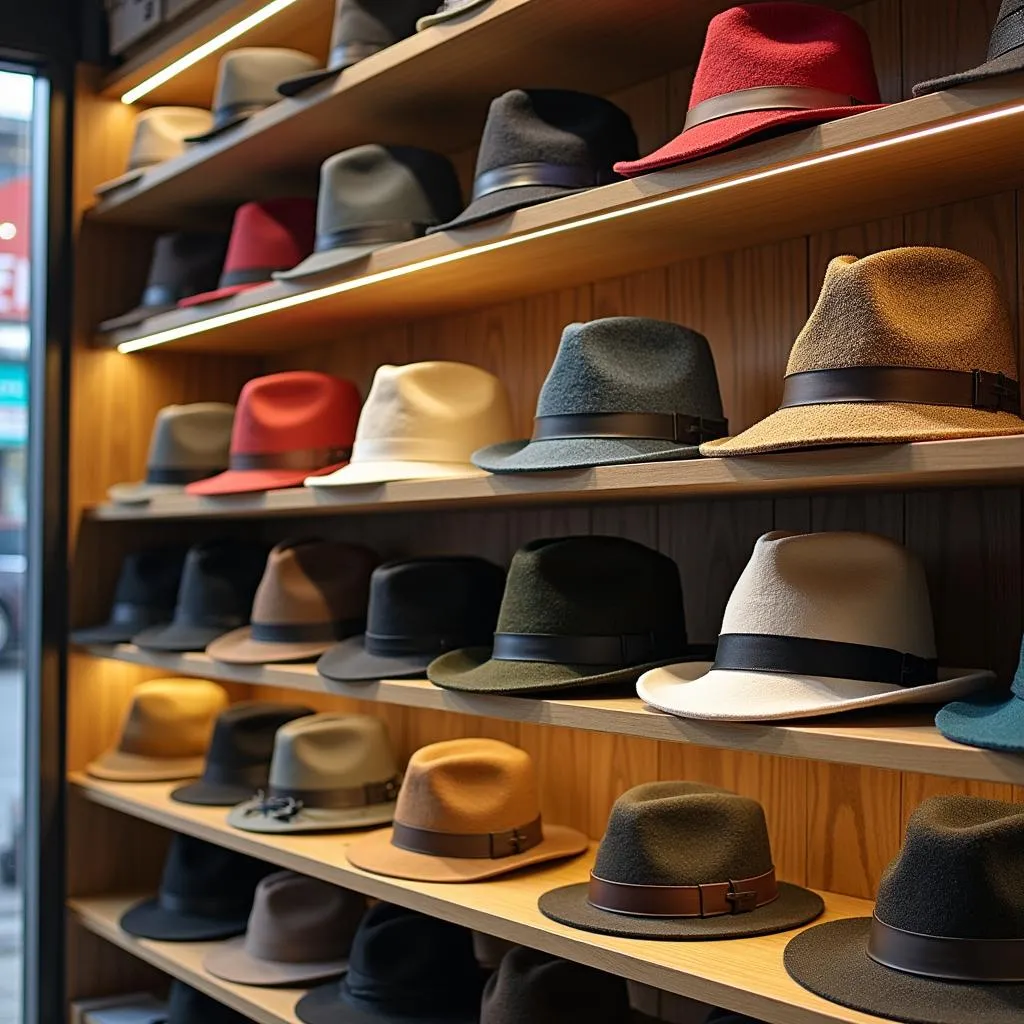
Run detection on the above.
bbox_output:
[417,0,493,30]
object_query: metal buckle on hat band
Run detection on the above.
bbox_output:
[682,86,861,132]
[531,411,728,445]
[390,814,544,859]
[471,161,614,201]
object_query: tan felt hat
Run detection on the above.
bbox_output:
[346,738,588,882]
[87,679,228,781]
[701,247,1024,456]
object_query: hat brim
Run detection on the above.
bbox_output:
[188,462,348,496]
[316,637,431,682]
[471,436,701,473]
[93,167,146,197]
[296,980,480,1024]
[133,622,235,652]
[345,823,588,882]
[429,183,597,234]
[70,616,171,646]
[99,303,177,332]
[272,243,385,282]
[783,917,1024,1024]
[913,46,1024,97]
[227,798,396,833]
[206,627,338,665]
[170,778,265,807]
[306,460,486,487]
[637,660,996,722]
[177,281,268,308]
[86,749,206,782]
[120,896,250,942]
[539,880,823,940]
[203,938,349,987]
[276,67,343,99]
[934,690,1024,751]
[416,0,494,29]
[106,481,188,506]
[184,113,253,145]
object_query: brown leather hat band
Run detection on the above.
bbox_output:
[683,86,859,131]
[230,446,351,471]
[472,161,612,201]
[780,366,1022,416]
[391,814,543,859]
[531,411,728,445]
[588,867,777,918]
[867,915,1024,981]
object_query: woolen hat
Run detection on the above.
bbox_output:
[274,146,462,281]
[207,540,378,663]
[615,4,883,176]
[178,199,316,307]
[431,89,638,232]
[701,248,1024,456]
[204,871,367,986]
[539,781,823,939]
[417,0,492,31]
[170,701,314,805]
[317,556,506,682]
[472,318,727,473]
[166,982,250,1024]
[346,738,588,882]
[428,536,701,695]
[308,362,512,487]
[86,678,229,781]
[638,531,995,721]
[228,713,401,833]
[120,834,275,941]
[99,233,230,331]
[295,903,486,1024]
[133,540,267,652]
[784,795,1024,1024]
[188,372,360,495]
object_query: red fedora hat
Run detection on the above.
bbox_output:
[179,198,316,308]
[615,3,884,177]
[188,372,361,496]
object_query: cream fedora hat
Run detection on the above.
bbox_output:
[306,362,513,487]
[637,531,996,721]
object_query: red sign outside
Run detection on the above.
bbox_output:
[0,177,29,322]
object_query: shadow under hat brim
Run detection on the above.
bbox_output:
[184,114,254,145]
[913,45,1024,97]
[170,778,267,806]
[227,798,396,833]
[935,691,1024,751]
[86,749,205,782]
[306,460,486,487]
[120,896,250,942]
[99,303,177,333]
[472,436,701,473]
[417,0,494,30]
[273,242,388,282]
[203,938,349,987]
[784,917,1024,1024]
[346,823,588,882]
[93,167,146,197]
[277,63,357,99]
[296,979,480,1024]
[429,183,598,234]
[207,626,339,665]
[133,621,235,652]
[188,462,348,497]
[317,636,431,682]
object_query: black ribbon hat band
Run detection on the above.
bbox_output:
[492,630,671,667]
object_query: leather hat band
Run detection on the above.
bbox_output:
[588,867,777,918]
[531,411,728,445]
[868,915,1024,982]
[391,814,543,859]
[146,466,223,485]
[315,222,427,254]
[683,86,860,131]
[249,618,363,644]
[780,366,1022,416]
[229,446,351,471]
[218,266,278,288]
[268,777,400,809]
[364,630,467,657]
[472,161,613,201]
[989,4,1024,61]
[492,630,667,666]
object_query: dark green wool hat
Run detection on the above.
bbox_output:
[785,795,1024,1024]
[427,536,704,695]
[539,781,823,940]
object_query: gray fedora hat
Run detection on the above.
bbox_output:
[417,0,493,31]
[473,317,726,473]
[274,146,462,282]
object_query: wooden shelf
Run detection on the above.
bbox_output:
[69,775,882,1024]
[78,643,1024,785]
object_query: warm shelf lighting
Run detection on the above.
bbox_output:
[116,99,1024,354]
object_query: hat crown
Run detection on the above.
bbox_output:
[119,679,227,758]
[159,834,271,903]
[167,982,247,1024]
[221,200,316,279]
[720,531,937,657]
[145,231,228,292]
[989,0,1024,57]
[112,547,185,607]
[212,48,318,109]
[204,701,312,769]
[146,404,234,473]
[172,540,266,625]
[594,782,775,886]
[329,0,437,52]
[690,3,881,108]
[128,107,212,169]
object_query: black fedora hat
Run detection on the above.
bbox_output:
[133,540,268,652]
[70,547,185,645]
[539,781,824,940]
[167,982,250,1024]
[119,833,275,941]
[431,89,637,233]
[170,701,314,806]
[317,556,505,682]
[427,536,707,695]
[295,902,486,1024]
[473,317,727,473]
[785,795,1024,1024]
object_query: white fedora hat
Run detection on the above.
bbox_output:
[638,531,996,721]
[306,361,513,487]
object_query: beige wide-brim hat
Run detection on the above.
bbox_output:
[307,459,487,487]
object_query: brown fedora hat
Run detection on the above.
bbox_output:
[346,738,588,882]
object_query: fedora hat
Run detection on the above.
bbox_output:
[615,4,883,176]
[428,536,701,695]
[228,713,401,833]
[107,404,235,505]
[472,318,727,473]
[784,795,1024,1024]
[94,107,213,196]
[417,0,493,31]
[70,546,185,645]
[307,362,512,487]
[178,199,316,307]
[638,531,995,721]
[204,871,367,986]
[188,372,360,495]
[170,702,314,805]
[278,0,439,97]
[99,232,229,331]
[133,540,267,652]
[274,146,462,281]
[296,903,486,1024]
[87,679,228,781]
[317,556,506,682]
[120,833,275,941]
[431,89,638,233]
[346,738,587,882]
[186,48,318,143]
[701,248,1024,456]
[207,540,377,663]
[166,982,249,1024]
[539,781,823,939]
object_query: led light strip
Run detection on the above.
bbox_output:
[116,99,1024,354]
